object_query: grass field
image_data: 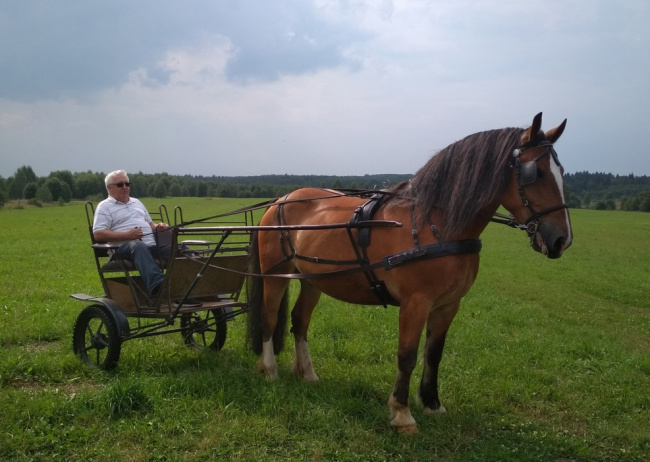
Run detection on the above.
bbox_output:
[1,198,648,461]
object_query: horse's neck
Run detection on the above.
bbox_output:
[425,204,498,242]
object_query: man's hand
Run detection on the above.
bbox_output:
[126,227,144,240]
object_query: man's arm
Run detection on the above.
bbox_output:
[94,227,144,243]
[148,222,170,233]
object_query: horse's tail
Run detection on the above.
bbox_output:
[246,230,288,355]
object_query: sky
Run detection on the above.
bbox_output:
[1,0,649,178]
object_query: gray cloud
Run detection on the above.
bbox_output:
[0,0,649,178]
[0,1,363,100]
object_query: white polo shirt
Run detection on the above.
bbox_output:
[93,196,156,246]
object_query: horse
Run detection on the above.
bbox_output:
[245,112,572,433]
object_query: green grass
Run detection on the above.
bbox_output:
[1,200,649,461]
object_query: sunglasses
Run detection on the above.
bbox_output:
[111,182,131,188]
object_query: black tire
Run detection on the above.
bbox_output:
[180,308,227,350]
[72,304,122,370]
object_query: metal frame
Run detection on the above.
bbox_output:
[71,202,255,369]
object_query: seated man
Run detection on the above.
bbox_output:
[93,170,170,297]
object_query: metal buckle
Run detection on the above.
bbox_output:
[526,219,540,235]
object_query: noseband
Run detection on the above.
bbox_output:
[509,141,569,236]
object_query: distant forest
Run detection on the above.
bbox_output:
[2,166,650,212]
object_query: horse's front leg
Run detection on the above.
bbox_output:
[291,280,321,382]
[418,301,460,414]
[389,296,431,434]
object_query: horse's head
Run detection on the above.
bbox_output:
[501,112,573,259]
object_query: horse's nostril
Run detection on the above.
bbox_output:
[548,236,566,258]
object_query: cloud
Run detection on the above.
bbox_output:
[0,0,364,101]
[1,0,649,177]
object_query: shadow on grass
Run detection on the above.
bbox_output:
[97,347,603,461]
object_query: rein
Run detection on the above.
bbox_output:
[168,142,569,298]
[200,238,482,281]
[176,189,399,228]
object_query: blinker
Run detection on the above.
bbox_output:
[513,144,561,187]
[519,161,538,186]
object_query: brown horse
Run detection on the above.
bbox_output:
[246,113,572,433]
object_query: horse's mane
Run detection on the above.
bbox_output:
[388,127,523,235]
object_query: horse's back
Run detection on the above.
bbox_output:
[261,188,366,225]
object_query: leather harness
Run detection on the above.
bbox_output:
[271,192,482,307]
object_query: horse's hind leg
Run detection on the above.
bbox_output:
[291,280,321,382]
[258,277,291,379]
[418,301,460,414]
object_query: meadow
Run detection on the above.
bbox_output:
[1,198,648,461]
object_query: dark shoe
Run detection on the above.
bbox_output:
[150,283,162,298]
[174,298,202,307]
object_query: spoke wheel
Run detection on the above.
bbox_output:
[72,305,122,370]
[180,308,227,350]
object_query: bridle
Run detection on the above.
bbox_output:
[498,141,569,238]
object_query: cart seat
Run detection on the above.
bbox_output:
[99,256,167,272]
[91,239,169,273]
[87,203,172,275]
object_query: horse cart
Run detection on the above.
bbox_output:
[71,202,256,370]
[71,114,573,432]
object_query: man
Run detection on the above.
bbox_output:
[93,170,170,297]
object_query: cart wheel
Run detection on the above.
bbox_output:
[180,308,227,350]
[72,305,122,370]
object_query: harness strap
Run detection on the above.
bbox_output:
[211,239,483,282]
[511,143,569,230]
[383,239,481,269]
[490,212,522,228]
[525,203,569,225]
[348,193,397,306]
[255,193,483,307]
[262,196,297,275]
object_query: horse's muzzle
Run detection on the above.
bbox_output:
[532,221,571,259]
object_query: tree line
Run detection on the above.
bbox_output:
[1,165,650,212]
[563,171,650,211]
[0,166,410,206]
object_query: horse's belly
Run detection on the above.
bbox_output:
[302,273,385,305]
[298,252,479,308]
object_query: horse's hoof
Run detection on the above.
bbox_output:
[302,372,319,383]
[394,424,419,435]
[257,361,278,379]
[292,364,319,383]
[423,404,447,415]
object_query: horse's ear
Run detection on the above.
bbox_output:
[545,119,567,144]
[520,112,543,145]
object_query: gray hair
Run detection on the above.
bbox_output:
[104,170,129,188]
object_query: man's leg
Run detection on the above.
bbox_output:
[151,244,172,264]
[118,241,164,293]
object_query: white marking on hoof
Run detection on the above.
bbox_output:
[423,404,446,415]
[258,340,278,379]
[388,394,418,433]
[417,393,447,415]
[293,339,319,382]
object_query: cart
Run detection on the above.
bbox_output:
[71,202,255,370]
